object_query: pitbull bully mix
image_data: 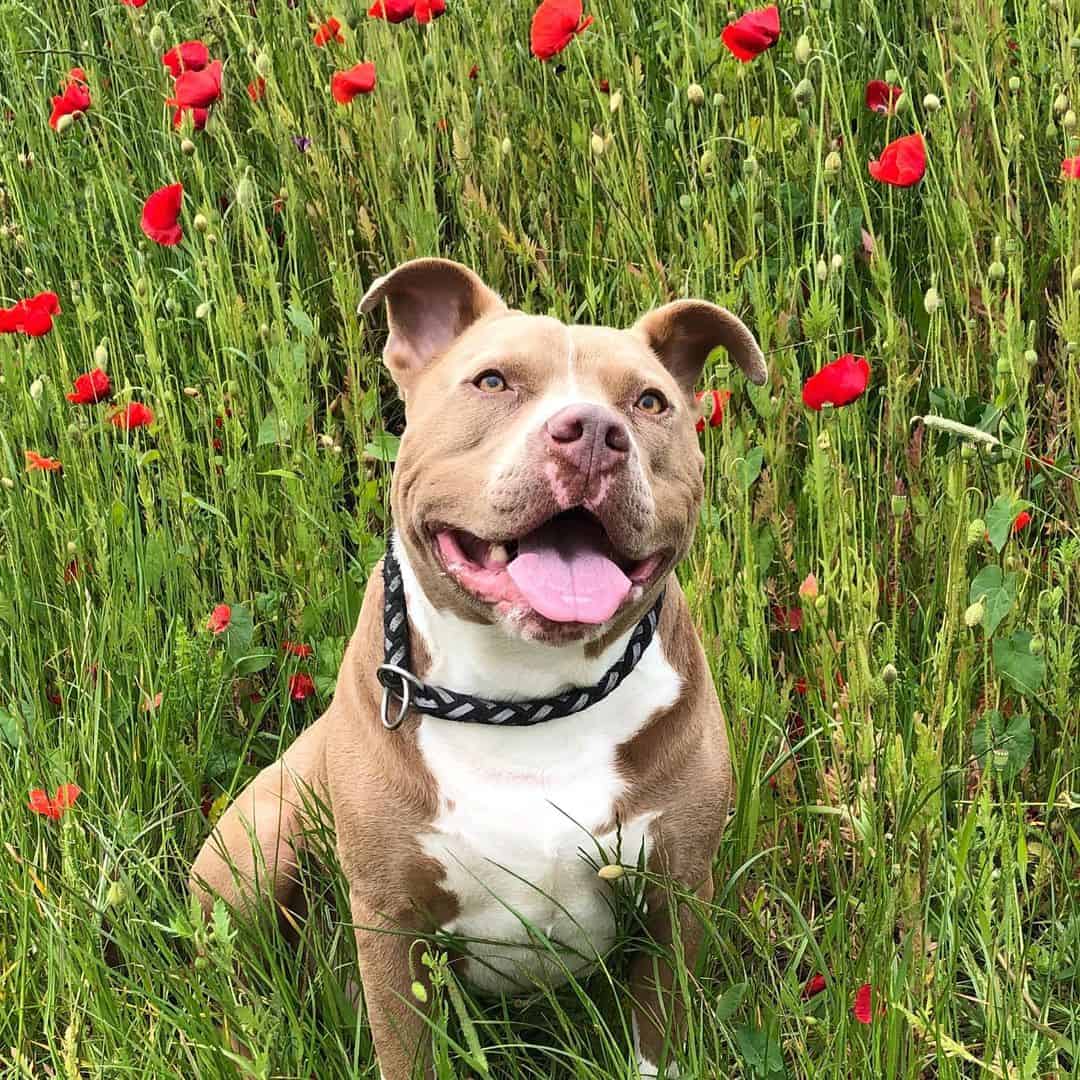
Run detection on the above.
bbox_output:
[190,258,767,1078]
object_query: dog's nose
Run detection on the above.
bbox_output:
[544,403,630,475]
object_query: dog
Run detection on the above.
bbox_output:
[190,257,767,1078]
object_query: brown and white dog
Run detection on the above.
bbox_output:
[190,258,767,1079]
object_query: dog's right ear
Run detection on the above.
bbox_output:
[359,258,507,395]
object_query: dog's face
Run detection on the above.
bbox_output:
[361,259,766,644]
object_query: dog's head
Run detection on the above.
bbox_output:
[360,258,766,645]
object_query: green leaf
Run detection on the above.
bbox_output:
[992,630,1046,695]
[733,1025,786,1078]
[737,447,765,492]
[968,565,1016,637]
[257,411,292,448]
[985,494,1030,553]
[232,651,274,676]
[972,709,1033,781]
[286,304,315,338]
[0,706,22,749]
[222,605,255,661]
[143,532,165,592]
[363,433,400,463]
[716,981,749,1021]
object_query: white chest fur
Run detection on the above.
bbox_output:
[395,539,682,993]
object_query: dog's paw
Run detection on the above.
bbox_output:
[637,1054,679,1078]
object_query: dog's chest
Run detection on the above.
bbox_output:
[416,645,679,994]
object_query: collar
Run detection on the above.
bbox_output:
[377,547,665,730]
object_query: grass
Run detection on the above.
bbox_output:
[2,0,1079,1075]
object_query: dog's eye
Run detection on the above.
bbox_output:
[474,370,508,393]
[636,389,667,415]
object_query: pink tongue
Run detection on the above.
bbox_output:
[506,518,631,624]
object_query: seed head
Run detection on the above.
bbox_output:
[687,83,705,107]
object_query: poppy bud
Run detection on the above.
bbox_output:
[793,78,814,106]
[590,132,606,156]
[66,540,76,555]
[94,344,108,367]
[812,258,827,282]
[923,93,941,113]
[882,662,898,686]
[55,113,74,135]
[824,150,841,178]
[1054,93,1070,115]
[996,356,1012,376]
[987,260,1006,281]
[259,323,270,340]
[500,136,512,156]
[961,442,976,460]
[183,386,201,398]
[410,981,428,1003]
[966,518,986,546]
[830,253,843,271]
[105,880,127,908]
[795,34,812,64]
[814,594,828,613]
[149,24,165,50]
[712,92,725,107]
[1063,110,1077,132]
[597,863,625,881]
[799,573,819,600]
[604,89,622,114]
[923,285,943,314]
[236,175,255,208]
[255,51,272,78]
[181,138,196,156]
[195,302,211,320]
[1023,348,1038,365]
[1029,635,1045,656]
[30,377,44,401]
[687,83,705,107]
[0,477,13,490]
[194,213,209,233]
[1007,76,1021,93]
[964,599,985,628]
[206,233,217,246]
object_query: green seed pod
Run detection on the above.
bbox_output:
[966,518,986,545]
[923,93,942,112]
[135,278,148,298]
[882,662,898,686]
[410,981,428,1003]
[814,593,828,613]
[964,599,986,628]
[679,193,693,211]
[996,356,1013,376]
[1029,635,1045,655]
[988,260,1006,281]
[742,154,759,178]
[687,83,705,107]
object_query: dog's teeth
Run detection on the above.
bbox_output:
[489,543,509,565]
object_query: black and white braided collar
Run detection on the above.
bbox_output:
[377,546,664,730]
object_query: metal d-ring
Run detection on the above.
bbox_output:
[377,664,422,730]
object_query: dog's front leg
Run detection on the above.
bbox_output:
[628,872,714,1079]
[350,894,435,1080]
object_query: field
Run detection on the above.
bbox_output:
[2,0,1080,1076]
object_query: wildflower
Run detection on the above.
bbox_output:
[120,0,148,6]
[293,134,312,152]
[282,640,314,658]
[1062,157,1080,179]
[313,17,345,45]
[1012,510,1032,535]
[29,784,81,819]
[853,983,882,1024]
[109,402,155,430]
[868,133,926,187]
[173,106,209,131]
[247,78,267,101]
[799,573,819,600]
[331,62,377,103]
[468,64,479,80]
[162,41,210,76]
[25,450,62,472]
[772,605,803,632]
[49,69,91,130]
[0,292,61,336]
[695,389,731,433]
[802,973,827,999]
[368,0,445,22]
[207,604,231,634]
[865,80,903,115]
[721,5,780,63]
[66,368,111,404]
[801,354,870,410]
[141,183,184,246]
[169,59,223,109]
[288,672,316,701]
[531,0,594,61]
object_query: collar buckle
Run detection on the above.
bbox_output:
[377,663,423,730]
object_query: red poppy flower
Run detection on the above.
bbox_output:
[207,604,231,634]
[695,388,731,433]
[414,0,446,22]
[169,59,223,109]
[853,983,883,1023]
[794,676,808,696]
[868,133,926,187]
[1061,157,1080,180]
[29,784,81,819]
[172,106,209,131]
[282,640,314,658]
[598,78,610,93]
[313,17,345,46]
[247,77,267,101]
[368,0,445,22]
[64,559,80,582]
[865,80,903,115]
[120,0,148,6]
[531,0,594,61]
[721,5,780,63]
[331,62,377,103]
[288,672,316,701]
[141,183,184,246]
[772,605,803,632]
[162,41,209,77]
[109,402,155,430]
[25,450,62,472]
[1,292,61,336]
[49,73,92,130]
[802,354,870,410]
[468,64,479,79]
[66,367,111,404]
[1011,510,1032,535]
[802,973,827,999]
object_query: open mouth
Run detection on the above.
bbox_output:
[433,508,666,626]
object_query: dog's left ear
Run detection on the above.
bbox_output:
[359,258,507,395]
[631,300,767,395]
